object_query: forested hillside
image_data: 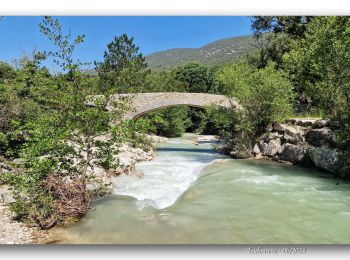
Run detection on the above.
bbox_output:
[146,35,256,70]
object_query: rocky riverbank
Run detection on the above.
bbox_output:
[0,134,167,244]
[246,118,345,176]
[84,134,168,197]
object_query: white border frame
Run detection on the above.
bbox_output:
[1,1,350,259]
[0,0,350,15]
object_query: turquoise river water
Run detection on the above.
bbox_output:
[56,134,350,244]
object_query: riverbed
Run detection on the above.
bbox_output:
[55,134,350,244]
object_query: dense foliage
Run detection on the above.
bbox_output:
[0,17,138,228]
[283,17,350,172]
[1,16,350,229]
[215,62,294,155]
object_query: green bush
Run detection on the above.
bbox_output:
[215,61,294,153]
[140,107,191,138]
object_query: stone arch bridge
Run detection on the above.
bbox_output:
[105,92,240,120]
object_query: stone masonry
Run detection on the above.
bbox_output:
[105,92,241,120]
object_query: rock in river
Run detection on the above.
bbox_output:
[307,147,340,173]
[280,143,308,163]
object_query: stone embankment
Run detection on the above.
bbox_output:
[248,118,342,175]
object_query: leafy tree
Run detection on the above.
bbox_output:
[284,17,350,171]
[215,62,294,155]
[39,16,85,74]
[186,107,207,133]
[0,56,48,158]
[175,63,218,93]
[95,34,149,94]
[144,70,186,92]
[251,16,313,39]
[284,16,350,117]
[141,107,191,137]
[0,62,16,83]
[249,16,313,69]
[1,17,132,229]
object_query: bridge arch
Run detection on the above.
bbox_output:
[106,92,241,120]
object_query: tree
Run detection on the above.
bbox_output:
[0,62,16,83]
[0,57,46,158]
[215,62,294,155]
[284,17,350,168]
[175,63,218,93]
[251,16,313,39]
[249,16,313,69]
[95,34,149,94]
[144,70,186,92]
[140,107,191,138]
[284,16,350,117]
[1,17,132,229]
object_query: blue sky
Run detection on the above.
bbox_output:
[0,16,252,70]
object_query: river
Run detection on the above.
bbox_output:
[55,133,350,244]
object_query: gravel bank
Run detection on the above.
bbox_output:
[0,203,50,244]
[0,204,34,244]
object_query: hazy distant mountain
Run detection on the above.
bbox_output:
[146,35,257,70]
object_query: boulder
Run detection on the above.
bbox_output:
[307,147,340,173]
[0,186,15,204]
[260,138,281,157]
[265,132,281,142]
[287,118,321,127]
[259,132,271,142]
[283,131,305,144]
[280,144,308,163]
[266,123,273,132]
[253,144,261,154]
[313,120,329,129]
[273,123,289,132]
[305,128,334,147]
[274,123,303,135]
[230,148,252,159]
[113,144,154,175]
[273,123,305,144]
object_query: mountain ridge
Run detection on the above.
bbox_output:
[145,34,257,70]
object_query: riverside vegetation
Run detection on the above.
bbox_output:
[0,16,350,238]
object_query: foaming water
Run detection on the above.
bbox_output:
[112,134,226,209]
[55,134,350,244]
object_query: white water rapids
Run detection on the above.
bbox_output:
[56,133,350,244]
[112,135,226,209]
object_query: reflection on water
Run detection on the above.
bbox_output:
[55,134,350,244]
